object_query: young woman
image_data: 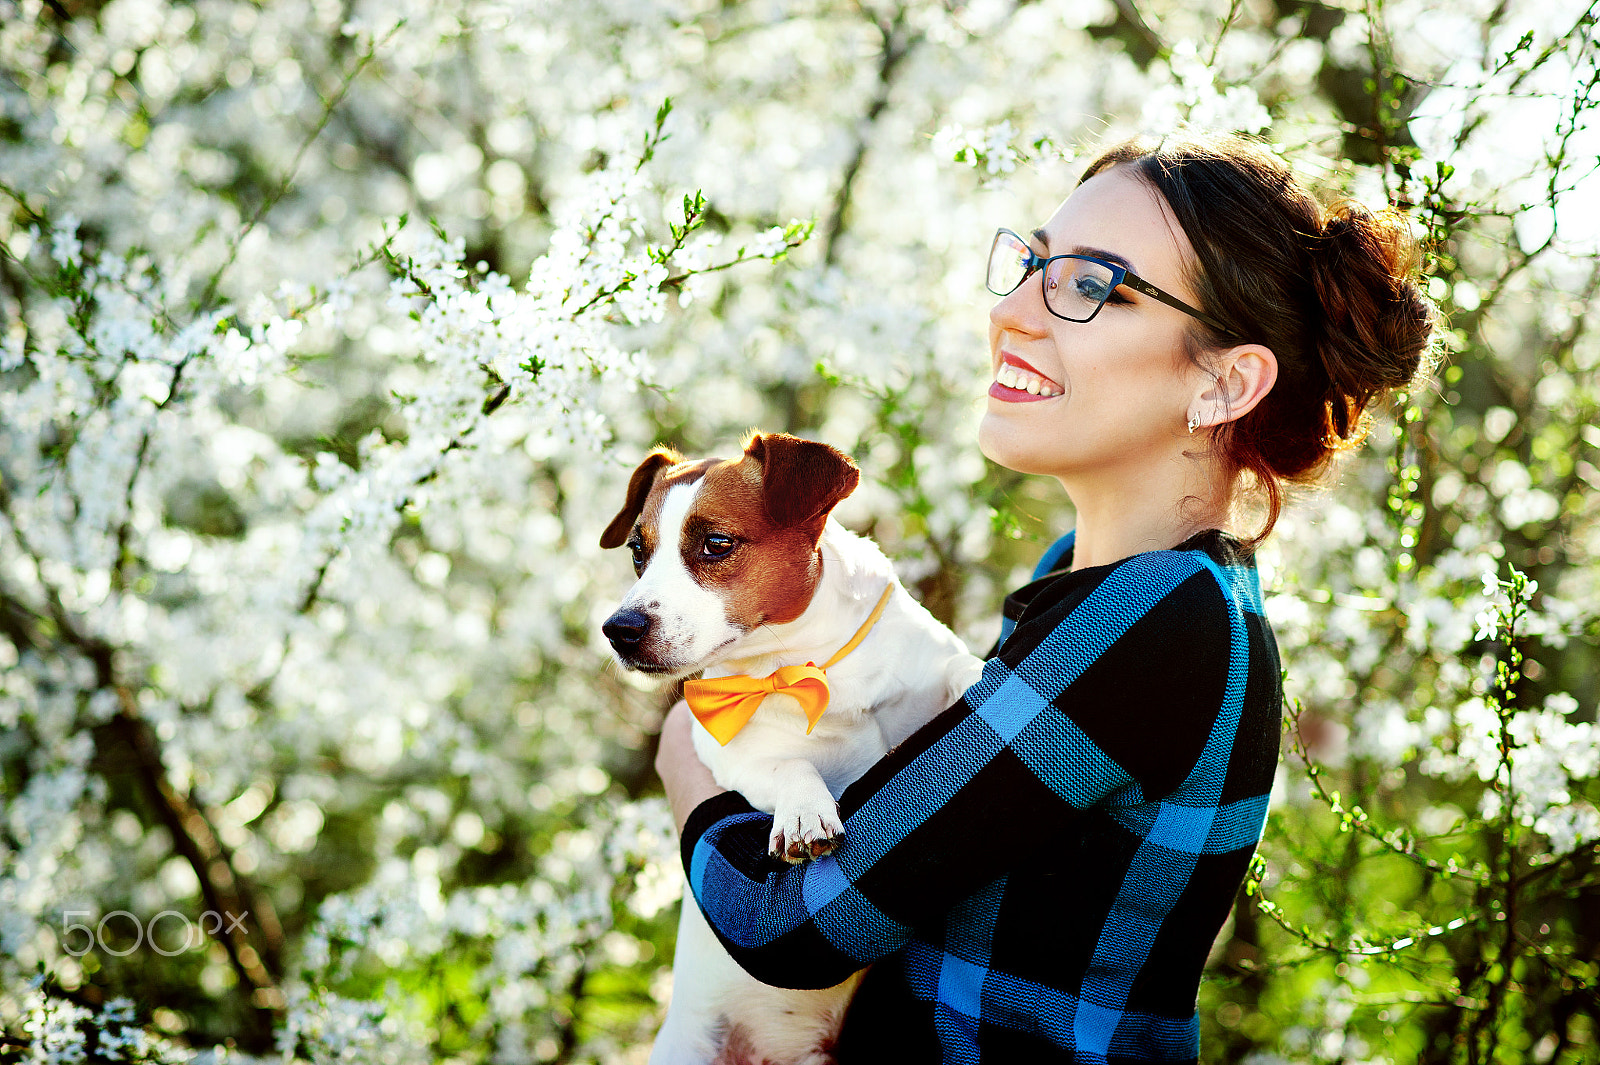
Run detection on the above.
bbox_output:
[654,132,1435,1063]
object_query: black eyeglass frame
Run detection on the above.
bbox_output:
[987,228,1239,338]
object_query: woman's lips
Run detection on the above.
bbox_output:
[988,380,1057,402]
[989,353,1063,403]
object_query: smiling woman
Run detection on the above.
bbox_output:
[654,132,1436,1065]
[977,161,1275,570]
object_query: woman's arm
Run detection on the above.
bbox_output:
[678,548,1243,991]
[656,699,725,833]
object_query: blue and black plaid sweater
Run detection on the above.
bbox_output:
[681,529,1283,1063]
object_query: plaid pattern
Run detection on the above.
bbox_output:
[682,530,1282,1064]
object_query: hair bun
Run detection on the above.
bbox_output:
[1308,202,1436,438]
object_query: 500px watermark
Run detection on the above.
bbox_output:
[61,910,249,957]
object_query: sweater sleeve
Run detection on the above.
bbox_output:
[681,549,1234,990]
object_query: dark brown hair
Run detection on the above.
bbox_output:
[1081,133,1436,544]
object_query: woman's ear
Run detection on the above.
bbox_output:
[1190,344,1278,430]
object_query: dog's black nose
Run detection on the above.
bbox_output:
[602,610,651,651]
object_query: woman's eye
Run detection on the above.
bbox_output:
[1074,275,1112,301]
[702,534,736,559]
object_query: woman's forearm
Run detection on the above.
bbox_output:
[656,699,726,834]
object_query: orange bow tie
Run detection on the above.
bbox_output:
[684,583,894,746]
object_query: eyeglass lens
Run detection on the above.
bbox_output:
[986,231,1118,323]
[986,231,1032,296]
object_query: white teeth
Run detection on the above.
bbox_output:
[995,363,1060,397]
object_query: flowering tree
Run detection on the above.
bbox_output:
[0,0,1595,1061]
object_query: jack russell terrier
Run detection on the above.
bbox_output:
[600,431,983,1065]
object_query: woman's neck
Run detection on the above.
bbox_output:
[1060,464,1233,571]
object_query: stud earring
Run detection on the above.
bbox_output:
[1187,411,1200,434]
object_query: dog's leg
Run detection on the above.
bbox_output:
[943,651,985,703]
[717,756,845,864]
[692,700,866,864]
[719,972,864,1065]
[767,760,846,863]
[649,892,733,1065]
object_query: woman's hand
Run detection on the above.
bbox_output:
[656,699,726,834]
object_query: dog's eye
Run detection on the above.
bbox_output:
[627,539,646,572]
[701,533,736,559]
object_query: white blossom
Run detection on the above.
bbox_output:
[1,0,1596,1059]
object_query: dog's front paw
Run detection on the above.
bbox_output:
[945,652,986,703]
[769,802,845,864]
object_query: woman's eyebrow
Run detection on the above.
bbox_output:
[1033,229,1139,274]
[1072,245,1135,272]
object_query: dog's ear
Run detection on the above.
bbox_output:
[743,432,860,531]
[600,447,682,548]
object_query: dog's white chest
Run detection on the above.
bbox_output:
[692,693,888,803]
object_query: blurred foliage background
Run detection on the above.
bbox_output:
[0,0,1597,1061]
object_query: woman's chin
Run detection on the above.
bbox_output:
[979,411,1054,475]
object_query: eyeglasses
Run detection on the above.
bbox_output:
[985,228,1238,337]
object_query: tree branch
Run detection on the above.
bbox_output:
[822,4,921,266]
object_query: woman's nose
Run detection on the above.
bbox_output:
[989,275,1049,336]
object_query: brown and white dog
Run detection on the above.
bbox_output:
[600,432,983,1065]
